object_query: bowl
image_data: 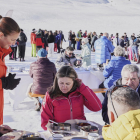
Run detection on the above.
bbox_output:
[88,133,99,140]
[53,123,71,131]
[80,126,99,136]
[75,123,91,130]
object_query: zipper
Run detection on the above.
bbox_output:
[67,98,73,119]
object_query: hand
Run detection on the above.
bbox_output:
[75,78,82,87]
[1,73,21,90]
[0,125,13,134]
[0,135,15,140]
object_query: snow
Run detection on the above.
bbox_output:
[0,0,140,135]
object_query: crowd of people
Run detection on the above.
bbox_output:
[30,29,66,57]
[0,15,140,140]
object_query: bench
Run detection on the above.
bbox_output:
[28,92,45,98]
[28,88,107,99]
[92,88,107,93]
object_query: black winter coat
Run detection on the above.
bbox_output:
[119,39,124,47]
[48,35,54,43]
[18,32,27,46]
[71,34,76,44]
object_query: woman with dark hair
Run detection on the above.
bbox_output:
[41,66,102,130]
[0,17,21,124]
[47,30,55,57]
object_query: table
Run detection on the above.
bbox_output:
[6,68,104,109]
[39,119,104,140]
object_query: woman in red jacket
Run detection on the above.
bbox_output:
[0,17,21,125]
[41,66,102,130]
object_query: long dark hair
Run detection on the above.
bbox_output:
[48,66,79,99]
[0,17,20,36]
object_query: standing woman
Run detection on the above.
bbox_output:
[41,66,102,130]
[17,29,27,61]
[47,31,55,57]
[0,17,21,124]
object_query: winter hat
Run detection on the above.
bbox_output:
[82,37,88,44]
[38,49,48,57]
[32,28,36,32]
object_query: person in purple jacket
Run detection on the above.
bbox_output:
[29,48,57,111]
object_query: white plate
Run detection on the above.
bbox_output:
[3,131,22,140]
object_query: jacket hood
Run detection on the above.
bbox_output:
[102,109,140,140]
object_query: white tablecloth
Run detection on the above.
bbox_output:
[6,68,104,109]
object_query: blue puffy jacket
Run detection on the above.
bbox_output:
[94,36,114,64]
[103,56,131,88]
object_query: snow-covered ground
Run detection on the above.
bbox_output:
[0,0,140,135]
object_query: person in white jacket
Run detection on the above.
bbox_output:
[113,33,120,47]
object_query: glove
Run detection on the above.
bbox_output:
[1,73,21,90]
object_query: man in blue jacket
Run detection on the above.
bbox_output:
[102,64,140,124]
[94,32,114,64]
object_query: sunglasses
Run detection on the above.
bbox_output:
[68,53,73,55]
[108,85,129,118]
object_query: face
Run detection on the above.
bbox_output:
[58,77,74,94]
[66,50,73,57]
[122,71,140,90]
[0,32,19,49]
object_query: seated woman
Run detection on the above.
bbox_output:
[41,66,102,130]
[100,46,131,89]
[80,37,91,68]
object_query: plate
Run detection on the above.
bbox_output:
[3,131,22,140]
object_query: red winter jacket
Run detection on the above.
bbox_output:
[30,32,36,44]
[41,83,102,130]
[0,47,12,125]
[36,37,43,47]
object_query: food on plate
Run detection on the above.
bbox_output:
[81,125,98,132]
[53,123,71,131]
[75,123,91,130]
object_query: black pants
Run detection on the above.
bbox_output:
[18,45,26,59]
[9,47,17,60]
[99,82,105,97]
[71,43,75,49]
[57,42,60,53]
